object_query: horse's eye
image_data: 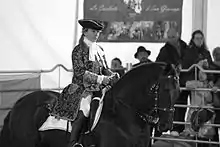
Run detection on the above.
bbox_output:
[174,76,179,81]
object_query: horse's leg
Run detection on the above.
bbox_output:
[0,112,12,147]
[139,125,151,147]
[97,123,151,147]
[98,124,131,147]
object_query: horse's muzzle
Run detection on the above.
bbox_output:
[157,112,174,132]
[157,122,172,132]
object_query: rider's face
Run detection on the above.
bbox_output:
[84,28,101,42]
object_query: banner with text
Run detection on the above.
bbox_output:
[84,0,183,42]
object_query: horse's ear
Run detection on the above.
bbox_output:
[156,62,177,76]
[164,63,181,77]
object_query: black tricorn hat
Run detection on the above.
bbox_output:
[134,46,151,58]
[78,19,104,31]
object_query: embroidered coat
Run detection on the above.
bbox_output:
[50,37,113,121]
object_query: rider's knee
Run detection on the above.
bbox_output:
[79,95,92,117]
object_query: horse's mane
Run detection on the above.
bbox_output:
[103,62,166,107]
[112,62,165,90]
[102,62,167,119]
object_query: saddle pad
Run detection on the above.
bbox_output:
[39,115,72,132]
[38,102,104,132]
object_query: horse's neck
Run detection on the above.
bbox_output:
[102,93,145,134]
[101,72,152,127]
[104,100,137,128]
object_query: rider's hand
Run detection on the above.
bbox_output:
[113,72,120,79]
[102,76,110,85]
[109,73,118,80]
[105,85,111,91]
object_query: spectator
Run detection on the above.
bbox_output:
[151,28,187,140]
[133,46,152,67]
[182,65,215,139]
[156,27,187,67]
[183,30,213,69]
[111,57,125,77]
[210,46,220,143]
[172,30,213,135]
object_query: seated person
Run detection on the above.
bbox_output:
[182,62,215,139]
[111,57,125,77]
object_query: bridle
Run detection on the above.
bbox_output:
[144,77,176,125]
[118,74,178,126]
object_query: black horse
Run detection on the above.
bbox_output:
[0,62,180,147]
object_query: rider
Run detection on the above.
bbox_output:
[50,19,118,147]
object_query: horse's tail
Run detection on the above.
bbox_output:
[0,111,12,147]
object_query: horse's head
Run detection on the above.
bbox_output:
[153,63,180,132]
[108,62,180,133]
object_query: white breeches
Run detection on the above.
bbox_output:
[79,95,92,117]
[79,95,100,117]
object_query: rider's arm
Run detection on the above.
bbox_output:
[98,46,115,76]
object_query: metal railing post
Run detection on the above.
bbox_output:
[58,66,61,93]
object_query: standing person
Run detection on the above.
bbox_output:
[156,28,187,67]
[50,19,118,147]
[171,30,213,135]
[156,27,188,136]
[133,46,152,67]
[183,30,213,70]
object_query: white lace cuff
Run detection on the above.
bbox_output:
[97,75,105,84]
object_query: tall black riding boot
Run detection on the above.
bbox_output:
[89,98,100,131]
[68,111,86,147]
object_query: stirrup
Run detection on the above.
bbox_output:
[73,143,83,147]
